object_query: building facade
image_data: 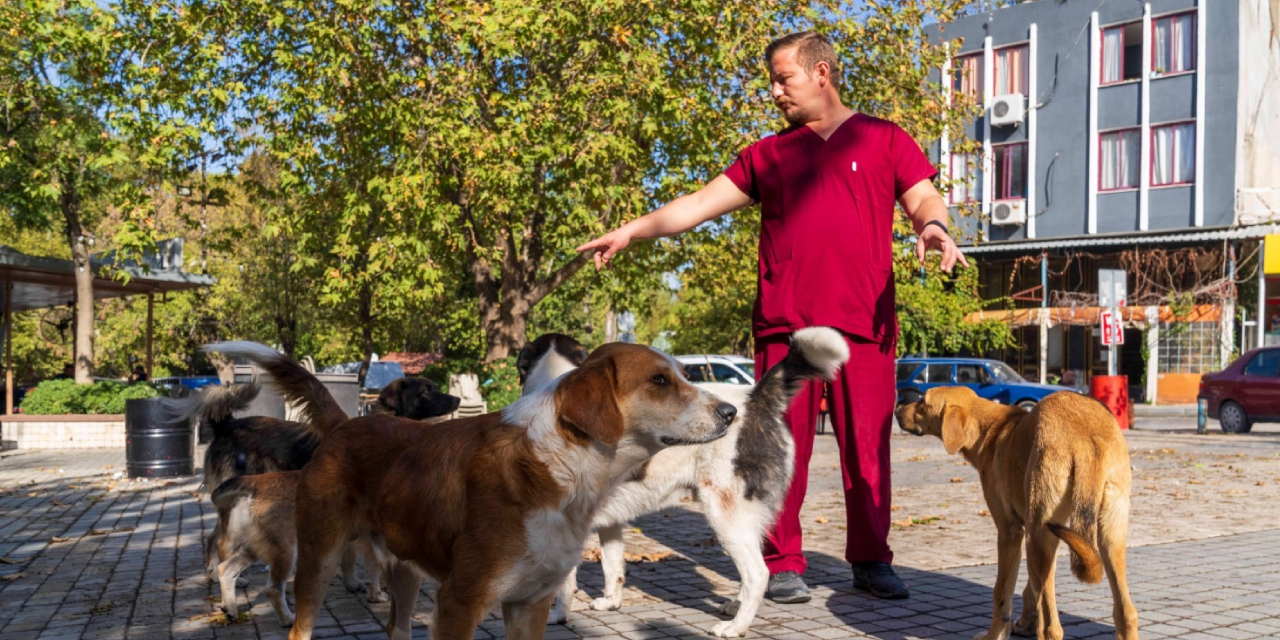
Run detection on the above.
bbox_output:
[932,0,1280,403]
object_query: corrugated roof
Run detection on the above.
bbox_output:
[960,224,1280,255]
[0,244,215,311]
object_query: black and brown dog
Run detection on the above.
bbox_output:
[169,343,459,600]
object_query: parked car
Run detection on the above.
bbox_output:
[895,357,1076,407]
[674,354,755,385]
[1198,346,1280,434]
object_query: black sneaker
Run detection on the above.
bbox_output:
[852,561,909,599]
[766,571,811,603]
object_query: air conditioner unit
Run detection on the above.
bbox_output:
[989,93,1025,127]
[992,199,1027,226]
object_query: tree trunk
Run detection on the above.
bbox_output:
[477,253,590,363]
[61,185,94,384]
[356,281,374,386]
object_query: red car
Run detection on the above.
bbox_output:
[1198,346,1280,433]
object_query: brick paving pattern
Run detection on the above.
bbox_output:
[1,425,1278,639]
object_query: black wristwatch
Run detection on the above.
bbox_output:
[923,220,949,236]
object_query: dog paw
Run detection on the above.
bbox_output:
[547,604,568,625]
[718,599,741,617]
[973,630,1011,640]
[279,614,295,628]
[367,589,389,603]
[1011,619,1036,637]
[711,621,746,637]
[343,579,365,593]
[589,596,620,611]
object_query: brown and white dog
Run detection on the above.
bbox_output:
[895,387,1138,640]
[517,328,849,637]
[209,471,302,627]
[283,342,738,640]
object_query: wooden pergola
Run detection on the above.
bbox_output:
[0,243,215,414]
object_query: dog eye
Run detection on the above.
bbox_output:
[651,374,668,386]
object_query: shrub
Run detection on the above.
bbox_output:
[20,379,161,415]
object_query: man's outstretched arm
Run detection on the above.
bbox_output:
[577,174,754,271]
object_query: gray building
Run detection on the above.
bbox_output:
[929,0,1280,404]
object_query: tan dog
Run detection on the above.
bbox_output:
[210,471,300,627]
[895,387,1138,640]
[285,342,739,640]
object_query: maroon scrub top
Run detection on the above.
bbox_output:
[723,113,938,342]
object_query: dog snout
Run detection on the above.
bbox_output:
[715,402,737,425]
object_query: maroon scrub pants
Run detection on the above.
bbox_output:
[754,330,897,575]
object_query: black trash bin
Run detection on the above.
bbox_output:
[126,397,194,478]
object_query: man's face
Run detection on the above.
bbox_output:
[769,46,826,126]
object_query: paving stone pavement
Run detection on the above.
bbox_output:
[1,423,1279,640]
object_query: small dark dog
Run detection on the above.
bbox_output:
[374,376,460,422]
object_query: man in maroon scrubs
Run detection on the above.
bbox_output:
[578,31,967,602]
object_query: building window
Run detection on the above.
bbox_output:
[948,152,981,204]
[952,53,983,101]
[1101,22,1143,84]
[1151,122,1194,186]
[1158,321,1217,374]
[993,143,1027,200]
[994,45,1028,95]
[1099,128,1140,190]
[1152,12,1195,74]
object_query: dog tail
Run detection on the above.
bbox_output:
[750,326,849,413]
[203,341,348,438]
[210,475,252,512]
[1047,521,1104,583]
[1047,454,1105,584]
[158,379,261,437]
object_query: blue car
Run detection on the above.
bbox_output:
[895,357,1075,408]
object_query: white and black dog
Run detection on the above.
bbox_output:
[516,328,848,638]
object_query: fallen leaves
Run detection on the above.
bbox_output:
[0,557,22,565]
[0,573,25,582]
[949,477,964,483]
[189,610,254,626]
[815,516,829,524]
[580,549,677,563]
[892,515,942,529]
[49,536,70,544]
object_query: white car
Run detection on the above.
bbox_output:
[674,354,756,385]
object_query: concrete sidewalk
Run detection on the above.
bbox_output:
[1,425,1278,639]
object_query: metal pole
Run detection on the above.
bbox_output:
[4,280,12,415]
[146,293,154,379]
[1259,240,1267,349]
[1040,254,1048,384]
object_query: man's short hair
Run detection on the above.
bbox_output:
[764,31,841,87]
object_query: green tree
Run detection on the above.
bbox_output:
[0,0,219,382]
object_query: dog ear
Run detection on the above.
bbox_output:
[516,344,534,383]
[378,379,404,414]
[569,343,590,367]
[554,354,623,446]
[941,404,976,455]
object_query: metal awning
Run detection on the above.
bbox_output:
[961,224,1280,255]
[964,304,1222,328]
[0,244,214,311]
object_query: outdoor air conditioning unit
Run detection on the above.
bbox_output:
[991,199,1028,226]
[989,93,1025,127]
